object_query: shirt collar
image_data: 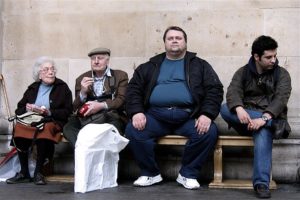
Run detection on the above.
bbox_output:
[93,67,112,80]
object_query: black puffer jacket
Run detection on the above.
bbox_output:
[226,56,292,119]
[126,51,224,120]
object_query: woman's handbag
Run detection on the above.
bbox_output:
[8,112,50,152]
[12,111,45,130]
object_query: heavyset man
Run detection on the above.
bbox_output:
[125,26,223,189]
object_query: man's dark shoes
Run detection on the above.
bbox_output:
[6,172,32,184]
[33,172,47,185]
[255,184,271,199]
[271,119,288,139]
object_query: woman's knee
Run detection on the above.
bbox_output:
[13,137,31,150]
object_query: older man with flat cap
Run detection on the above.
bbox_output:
[63,47,129,147]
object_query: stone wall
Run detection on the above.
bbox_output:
[1,1,299,136]
[0,0,2,70]
[0,0,300,182]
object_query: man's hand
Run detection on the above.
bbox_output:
[80,77,94,96]
[132,113,146,131]
[247,118,266,131]
[195,115,211,134]
[235,106,252,124]
[82,101,104,117]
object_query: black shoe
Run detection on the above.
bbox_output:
[33,172,47,185]
[271,119,288,139]
[6,172,32,184]
[255,184,271,199]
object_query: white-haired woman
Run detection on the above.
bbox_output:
[6,56,73,185]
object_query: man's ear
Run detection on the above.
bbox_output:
[253,53,260,61]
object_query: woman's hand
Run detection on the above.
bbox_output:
[26,103,49,115]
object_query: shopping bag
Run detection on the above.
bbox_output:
[0,150,36,182]
[74,123,129,193]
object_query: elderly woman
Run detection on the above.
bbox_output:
[6,56,73,185]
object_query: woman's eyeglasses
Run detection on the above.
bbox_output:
[40,67,56,73]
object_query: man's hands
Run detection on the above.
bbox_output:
[195,115,212,134]
[131,112,213,134]
[235,106,266,131]
[247,118,266,131]
[132,113,147,131]
[81,101,105,117]
[80,77,94,96]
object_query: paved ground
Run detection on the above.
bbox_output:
[0,180,299,200]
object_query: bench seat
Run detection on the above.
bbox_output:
[208,135,277,189]
[48,135,277,190]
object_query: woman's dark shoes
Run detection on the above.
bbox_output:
[255,184,271,199]
[271,119,288,139]
[6,172,32,184]
[33,172,47,185]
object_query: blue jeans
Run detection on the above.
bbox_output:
[125,107,218,179]
[220,104,273,188]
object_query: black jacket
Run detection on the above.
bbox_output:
[126,51,224,120]
[16,78,73,127]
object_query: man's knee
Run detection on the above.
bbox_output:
[254,129,273,144]
[207,123,218,142]
[125,122,135,139]
[62,123,73,138]
[220,103,230,119]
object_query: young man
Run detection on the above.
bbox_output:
[125,26,223,189]
[63,47,128,147]
[220,36,292,198]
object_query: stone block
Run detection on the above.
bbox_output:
[264,9,300,57]
[145,10,263,57]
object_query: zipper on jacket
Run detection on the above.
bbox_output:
[144,63,160,106]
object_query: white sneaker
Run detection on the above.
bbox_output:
[133,174,163,186]
[176,174,200,189]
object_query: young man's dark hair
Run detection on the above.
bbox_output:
[163,26,187,42]
[251,35,278,58]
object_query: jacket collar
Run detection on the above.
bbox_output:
[149,51,197,64]
[29,77,63,89]
[248,56,279,75]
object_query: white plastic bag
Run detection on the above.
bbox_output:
[74,123,129,193]
[0,151,36,182]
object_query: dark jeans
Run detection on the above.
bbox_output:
[125,107,218,179]
[220,103,273,188]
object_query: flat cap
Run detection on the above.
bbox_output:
[88,47,111,57]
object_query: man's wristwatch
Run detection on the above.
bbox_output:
[261,115,269,122]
